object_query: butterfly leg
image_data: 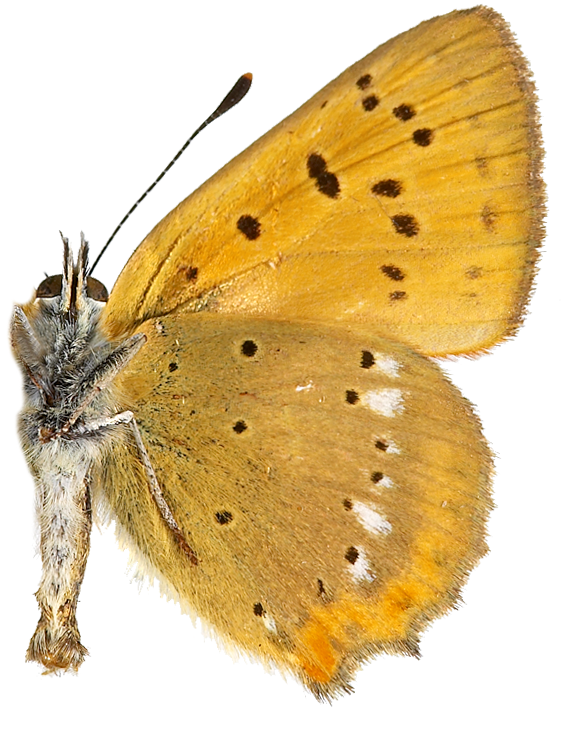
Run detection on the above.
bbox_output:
[11,306,53,403]
[79,409,198,566]
[59,333,147,434]
[124,413,199,565]
[51,331,196,565]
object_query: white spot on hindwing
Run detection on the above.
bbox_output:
[353,502,392,534]
[376,475,394,489]
[364,388,404,417]
[376,355,400,378]
[263,614,277,633]
[348,547,376,583]
[374,437,400,454]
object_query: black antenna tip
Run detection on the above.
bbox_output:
[215,73,253,117]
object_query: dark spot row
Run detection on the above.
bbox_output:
[221,344,388,576]
[237,162,420,242]
[251,568,359,621]
[239,342,404,371]
[355,73,419,122]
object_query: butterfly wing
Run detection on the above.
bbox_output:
[101,7,544,356]
[97,313,492,697]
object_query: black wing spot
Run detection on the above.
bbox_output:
[345,547,359,564]
[413,128,433,147]
[372,179,402,198]
[361,350,375,369]
[393,104,416,121]
[375,440,389,451]
[389,290,407,301]
[215,511,233,525]
[241,340,258,357]
[168,362,178,372]
[343,499,353,511]
[391,214,419,237]
[371,471,384,483]
[237,215,261,240]
[253,602,264,616]
[362,94,379,111]
[356,74,372,90]
[381,264,405,281]
[307,153,340,198]
[233,420,248,433]
[345,390,360,404]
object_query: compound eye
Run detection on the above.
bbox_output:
[86,277,109,302]
[36,274,63,298]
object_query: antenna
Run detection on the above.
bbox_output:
[89,73,253,275]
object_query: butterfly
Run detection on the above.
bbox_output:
[10,6,544,700]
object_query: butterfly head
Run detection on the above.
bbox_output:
[10,235,111,410]
[36,234,109,313]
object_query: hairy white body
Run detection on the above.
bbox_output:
[11,239,148,670]
[26,442,94,668]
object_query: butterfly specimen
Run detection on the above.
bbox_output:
[10,6,544,700]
